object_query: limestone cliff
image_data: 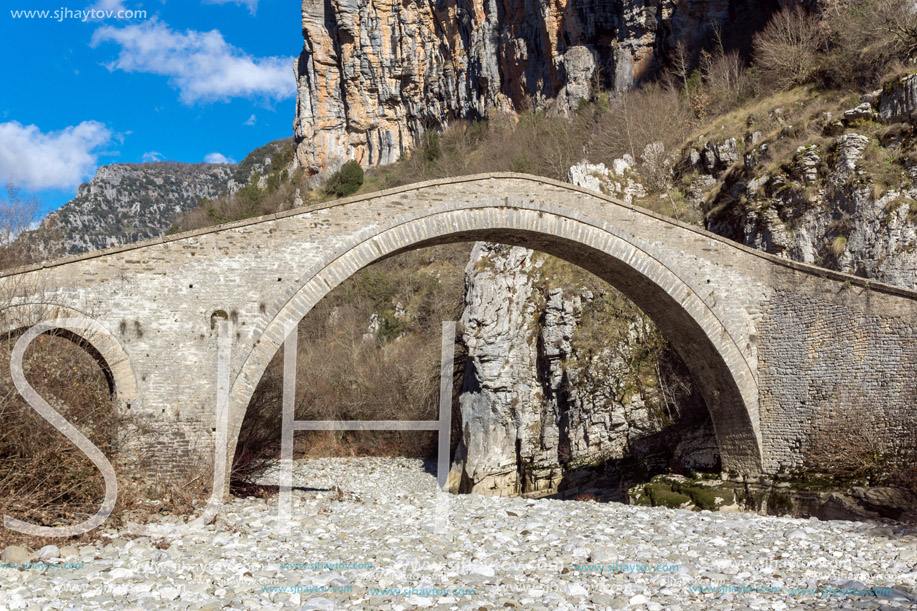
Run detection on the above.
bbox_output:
[294,0,784,177]
[448,242,718,498]
[46,163,237,255]
[45,139,292,256]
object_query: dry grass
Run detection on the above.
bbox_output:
[805,399,916,489]
[830,235,848,257]
[230,244,470,491]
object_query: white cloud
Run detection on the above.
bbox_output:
[204,152,235,164]
[203,0,259,16]
[91,0,127,10]
[142,151,164,162]
[244,114,257,126]
[91,19,296,104]
[0,121,113,190]
[86,1,135,21]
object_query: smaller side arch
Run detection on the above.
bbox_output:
[0,304,140,412]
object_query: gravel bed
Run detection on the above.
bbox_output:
[0,457,915,610]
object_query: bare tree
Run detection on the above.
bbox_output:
[753,6,826,89]
[0,183,43,271]
[824,0,917,87]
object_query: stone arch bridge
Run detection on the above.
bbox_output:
[1,174,915,489]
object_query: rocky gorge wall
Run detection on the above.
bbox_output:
[293,0,785,178]
[447,241,720,499]
[446,78,917,502]
[44,139,293,256]
[47,163,238,255]
[703,80,917,291]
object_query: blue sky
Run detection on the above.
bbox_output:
[0,0,302,214]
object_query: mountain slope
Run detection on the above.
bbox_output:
[45,138,293,255]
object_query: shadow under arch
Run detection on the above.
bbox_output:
[0,304,139,413]
[227,206,764,475]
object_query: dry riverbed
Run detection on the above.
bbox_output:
[0,457,915,610]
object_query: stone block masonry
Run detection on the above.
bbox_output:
[0,173,914,489]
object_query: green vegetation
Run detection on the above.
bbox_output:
[634,475,737,511]
[682,485,736,511]
[830,235,848,258]
[232,138,294,184]
[324,160,365,197]
[645,483,692,509]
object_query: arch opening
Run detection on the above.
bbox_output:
[229,206,765,498]
[0,317,125,539]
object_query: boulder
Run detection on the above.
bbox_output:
[843,103,878,124]
[879,73,917,123]
[1,546,31,565]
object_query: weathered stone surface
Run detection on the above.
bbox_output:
[843,102,878,124]
[567,157,647,203]
[449,243,541,495]
[293,0,788,176]
[1,546,31,564]
[0,173,914,489]
[832,133,869,184]
[703,137,740,176]
[708,133,917,291]
[792,145,820,184]
[879,73,917,123]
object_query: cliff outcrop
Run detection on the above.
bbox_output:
[447,242,718,499]
[294,0,784,177]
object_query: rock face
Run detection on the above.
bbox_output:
[567,158,647,203]
[45,139,292,256]
[448,242,718,498]
[293,0,785,176]
[706,128,917,291]
[879,73,917,123]
[47,163,237,255]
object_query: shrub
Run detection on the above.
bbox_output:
[804,402,908,485]
[823,0,917,88]
[645,482,691,508]
[700,48,755,113]
[236,182,264,206]
[325,160,364,197]
[588,83,692,167]
[420,130,442,163]
[753,7,825,89]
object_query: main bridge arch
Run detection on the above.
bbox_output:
[4,173,915,486]
[228,192,764,474]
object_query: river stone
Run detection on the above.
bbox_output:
[1,546,31,564]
